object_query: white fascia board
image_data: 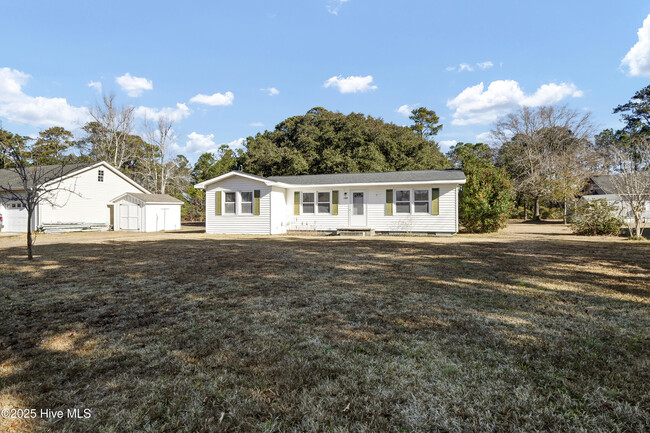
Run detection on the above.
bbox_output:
[273,179,466,189]
[194,171,278,189]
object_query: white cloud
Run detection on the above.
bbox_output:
[447,80,584,125]
[521,82,583,106]
[477,61,494,70]
[439,140,457,151]
[115,73,153,97]
[0,67,88,129]
[621,14,650,76]
[326,0,350,15]
[250,122,264,127]
[134,103,191,122]
[324,75,377,93]
[447,61,494,72]
[261,87,279,96]
[182,132,245,154]
[476,132,493,143]
[189,91,234,106]
[88,80,102,92]
[396,104,417,116]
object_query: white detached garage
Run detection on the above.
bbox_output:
[111,193,182,232]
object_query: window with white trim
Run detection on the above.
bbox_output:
[318,192,331,214]
[395,190,410,213]
[302,192,315,214]
[413,189,429,213]
[224,192,236,214]
[240,191,253,214]
[98,169,104,182]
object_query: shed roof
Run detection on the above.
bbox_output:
[120,193,183,204]
[267,169,465,185]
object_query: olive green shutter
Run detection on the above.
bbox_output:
[215,191,222,216]
[294,191,300,215]
[385,189,393,216]
[332,190,339,215]
[431,188,439,215]
[254,190,260,215]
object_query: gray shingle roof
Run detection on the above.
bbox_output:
[0,163,93,190]
[590,175,617,194]
[267,169,466,185]
[127,193,183,204]
[590,174,650,195]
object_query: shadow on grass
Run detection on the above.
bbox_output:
[0,235,649,432]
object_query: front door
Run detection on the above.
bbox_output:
[350,191,367,227]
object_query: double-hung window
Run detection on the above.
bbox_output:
[395,190,410,214]
[224,192,236,214]
[240,191,253,214]
[413,190,429,213]
[318,192,331,214]
[302,192,315,214]
[98,170,104,182]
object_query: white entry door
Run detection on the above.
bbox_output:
[350,191,367,226]
[119,204,139,231]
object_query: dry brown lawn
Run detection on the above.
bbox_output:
[0,222,648,432]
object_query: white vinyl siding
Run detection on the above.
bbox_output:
[38,165,145,228]
[286,184,458,233]
[205,177,272,234]
[288,188,348,231]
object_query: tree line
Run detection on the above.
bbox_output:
[2,85,649,237]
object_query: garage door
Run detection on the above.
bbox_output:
[3,202,28,232]
[119,204,139,231]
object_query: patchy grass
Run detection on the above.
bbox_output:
[0,223,648,432]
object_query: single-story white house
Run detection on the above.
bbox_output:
[582,175,650,223]
[194,169,466,235]
[0,161,182,233]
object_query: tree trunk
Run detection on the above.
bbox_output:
[533,196,541,221]
[523,197,528,220]
[635,216,642,239]
[563,197,568,224]
[26,212,33,260]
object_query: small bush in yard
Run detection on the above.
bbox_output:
[570,199,623,235]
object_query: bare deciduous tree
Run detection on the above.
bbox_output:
[607,137,650,238]
[0,131,79,260]
[143,116,176,194]
[88,93,135,169]
[493,105,595,221]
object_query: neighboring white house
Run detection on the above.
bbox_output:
[582,175,650,223]
[194,169,466,235]
[0,161,182,233]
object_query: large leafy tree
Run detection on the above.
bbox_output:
[182,146,241,221]
[240,107,448,176]
[30,127,76,164]
[448,142,514,233]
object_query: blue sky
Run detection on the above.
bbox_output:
[1,1,649,162]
